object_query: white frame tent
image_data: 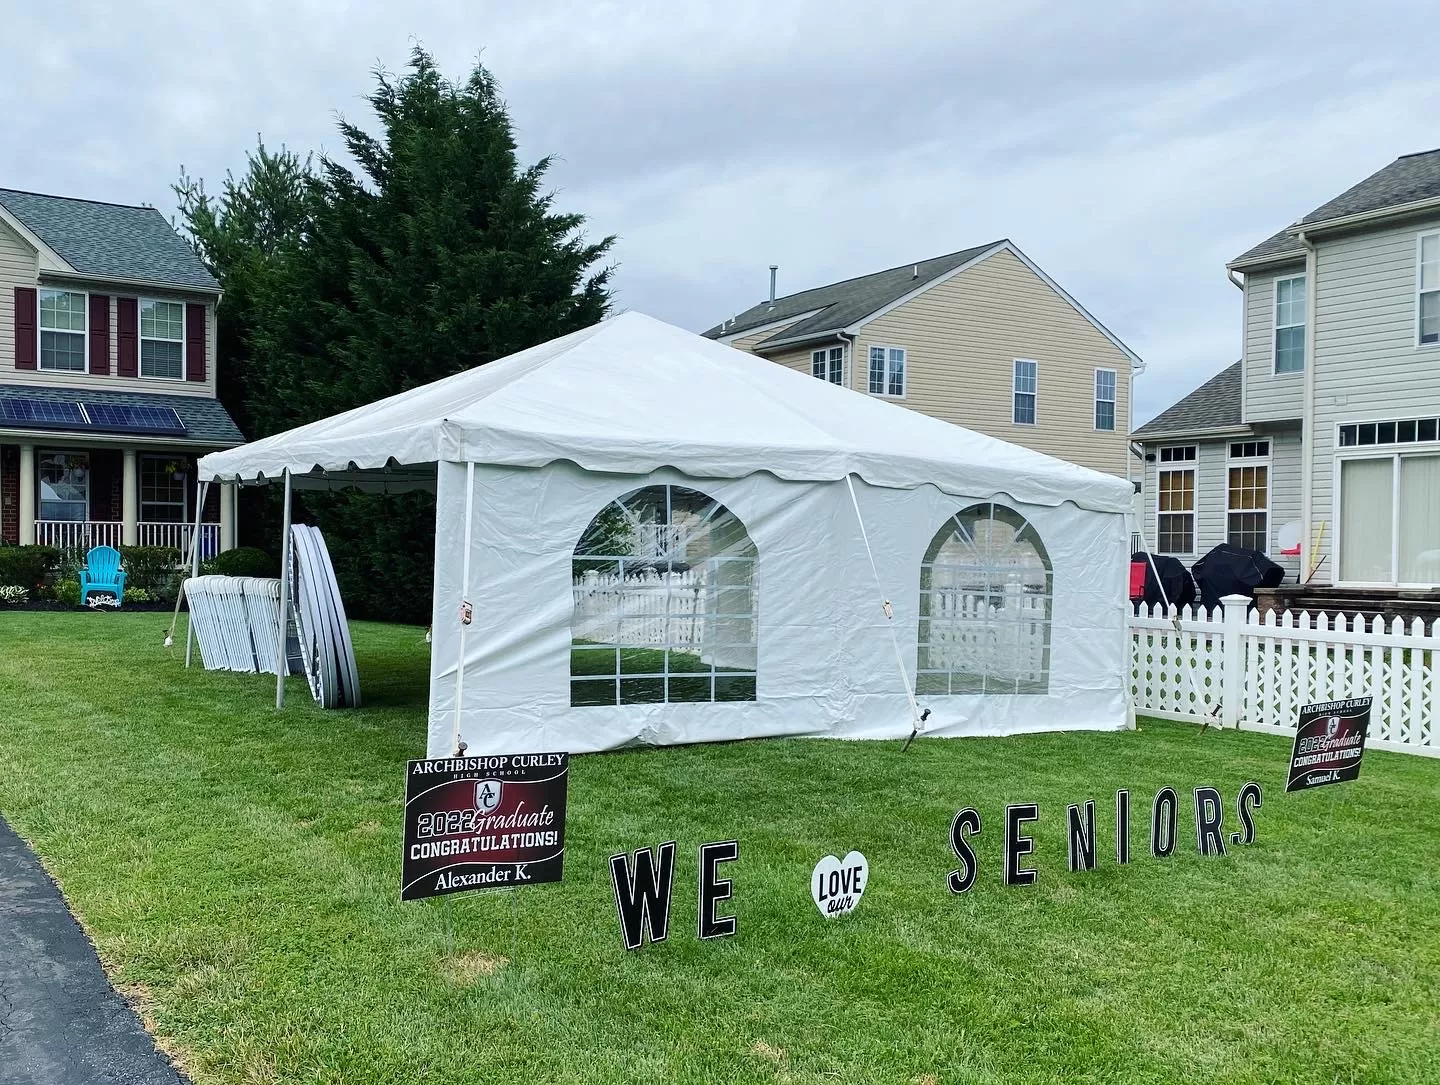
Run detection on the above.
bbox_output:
[198,312,1135,758]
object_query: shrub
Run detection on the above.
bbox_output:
[203,546,278,579]
[0,545,60,591]
[124,586,155,604]
[120,546,183,596]
[53,579,81,607]
[0,585,28,605]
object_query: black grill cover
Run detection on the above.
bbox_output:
[1190,544,1286,610]
[1131,553,1196,611]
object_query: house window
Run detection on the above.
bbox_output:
[1094,368,1117,431]
[38,289,87,372]
[811,346,843,384]
[917,502,1052,696]
[141,456,188,523]
[1157,445,1196,554]
[1227,443,1269,552]
[1419,232,1439,345]
[571,484,757,706]
[1274,275,1306,373]
[1012,359,1037,424]
[867,345,905,396]
[1338,418,1440,447]
[1338,453,1440,585]
[38,452,88,521]
[140,299,185,379]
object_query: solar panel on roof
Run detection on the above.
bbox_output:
[82,402,186,435]
[0,396,86,428]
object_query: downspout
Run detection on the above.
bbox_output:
[1297,230,1318,580]
[834,331,854,388]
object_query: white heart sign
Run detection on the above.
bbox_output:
[811,851,868,919]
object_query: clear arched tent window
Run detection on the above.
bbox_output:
[571,485,758,706]
[917,502,1053,695]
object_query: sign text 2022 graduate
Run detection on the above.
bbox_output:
[402,753,569,900]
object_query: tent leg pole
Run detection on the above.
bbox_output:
[275,470,293,710]
[184,480,211,668]
[452,462,477,757]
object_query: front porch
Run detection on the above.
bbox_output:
[1,443,235,558]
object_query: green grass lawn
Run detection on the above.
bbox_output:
[1,613,1437,1084]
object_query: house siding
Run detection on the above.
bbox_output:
[1140,426,1302,580]
[0,218,38,370]
[1241,263,1306,423]
[855,248,1133,476]
[1310,214,1440,584]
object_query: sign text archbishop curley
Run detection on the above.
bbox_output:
[402,753,569,900]
[1286,698,1371,792]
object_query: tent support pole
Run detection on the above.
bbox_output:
[183,480,211,668]
[452,461,477,757]
[275,470,293,709]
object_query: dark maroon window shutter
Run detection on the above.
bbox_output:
[88,294,110,375]
[185,303,206,382]
[14,287,36,370]
[116,297,138,377]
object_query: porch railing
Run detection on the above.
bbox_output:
[33,521,220,561]
[35,520,122,553]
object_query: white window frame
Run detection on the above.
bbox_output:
[1418,230,1440,348]
[1225,442,1271,553]
[1273,274,1306,375]
[37,288,88,373]
[138,298,187,381]
[1012,359,1037,425]
[37,450,90,521]
[867,344,906,397]
[1155,445,1197,557]
[810,345,844,385]
[1332,420,1440,587]
[1093,367,1117,432]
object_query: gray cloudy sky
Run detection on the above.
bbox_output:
[5,1,1438,423]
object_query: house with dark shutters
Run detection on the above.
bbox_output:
[0,188,243,556]
[1135,148,1440,589]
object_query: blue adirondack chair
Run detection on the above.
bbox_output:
[80,546,126,607]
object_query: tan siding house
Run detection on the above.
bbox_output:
[706,241,1141,478]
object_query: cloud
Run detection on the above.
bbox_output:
[3,0,1436,424]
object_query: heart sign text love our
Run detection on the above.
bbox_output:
[811,852,868,919]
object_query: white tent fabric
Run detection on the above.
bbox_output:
[197,312,1131,514]
[198,312,1134,757]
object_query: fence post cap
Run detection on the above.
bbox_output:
[1219,594,1252,606]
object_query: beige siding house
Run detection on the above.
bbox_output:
[0,188,243,554]
[703,241,1142,478]
[1136,148,1440,589]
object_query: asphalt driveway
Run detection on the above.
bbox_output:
[0,817,186,1085]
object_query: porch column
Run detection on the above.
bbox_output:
[18,443,35,545]
[219,481,237,552]
[121,449,139,546]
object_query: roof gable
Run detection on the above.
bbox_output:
[1231,148,1440,268]
[0,189,219,291]
[1133,362,1241,439]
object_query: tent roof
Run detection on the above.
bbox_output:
[198,312,1132,513]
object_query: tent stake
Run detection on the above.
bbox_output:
[275,469,293,709]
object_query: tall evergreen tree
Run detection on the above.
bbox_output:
[176,49,615,621]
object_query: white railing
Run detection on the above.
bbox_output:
[139,521,221,559]
[923,587,1049,685]
[1131,597,1439,757]
[35,520,122,552]
[32,520,220,560]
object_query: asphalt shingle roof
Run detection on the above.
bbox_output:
[1231,149,1440,268]
[1132,361,1241,439]
[703,242,1003,348]
[0,189,220,291]
[0,384,243,446]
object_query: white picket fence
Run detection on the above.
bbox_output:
[573,569,710,647]
[1131,594,1439,757]
[923,587,1049,685]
